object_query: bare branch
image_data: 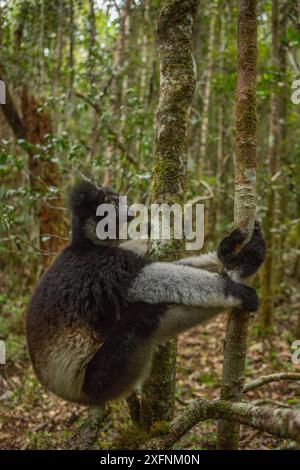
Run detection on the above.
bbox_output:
[144,398,300,450]
[244,372,300,393]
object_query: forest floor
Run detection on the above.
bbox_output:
[0,284,300,450]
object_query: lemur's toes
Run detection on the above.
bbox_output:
[228,227,248,243]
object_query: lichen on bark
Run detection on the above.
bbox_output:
[216,0,258,450]
[140,0,199,430]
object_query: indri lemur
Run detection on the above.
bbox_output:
[26,181,266,405]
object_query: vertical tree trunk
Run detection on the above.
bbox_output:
[38,0,45,91]
[274,3,288,297]
[103,0,131,187]
[140,0,198,430]
[21,88,67,269]
[216,0,257,450]
[198,8,216,176]
[88,0,96,85]
[69,0,75,95]
[87,0,100,163]
[259,0,280,335]
[215,3,226,228]
[0,67,66,270]
[53,0,65,97]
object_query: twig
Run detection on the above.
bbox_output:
[244,373,300,393]
[252,399,292,408]
[75,91,138,167]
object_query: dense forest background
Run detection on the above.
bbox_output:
[0,0,300,450]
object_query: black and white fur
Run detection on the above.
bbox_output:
[26,181,266,406]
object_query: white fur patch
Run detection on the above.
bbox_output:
[176,251,221,272]
[38,328,101,403]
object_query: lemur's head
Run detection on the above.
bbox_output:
[69,181,134,246]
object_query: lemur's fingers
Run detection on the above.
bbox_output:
[221,221,266,278]
[217,227,248,264]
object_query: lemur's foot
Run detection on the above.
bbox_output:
[218,227,248,262]
[224,277,259,312]
[218,221,266,279]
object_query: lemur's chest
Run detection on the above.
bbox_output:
[32,326,103,404]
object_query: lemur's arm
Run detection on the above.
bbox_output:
[173,222,265,277]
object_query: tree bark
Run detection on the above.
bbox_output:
[0,65,25,139]
[103,0,132,187]
[21,88,67,269]
[0,66,67,269]
[260,0,280,335]
[144,398,300,449]
[65,405,107,450]
[244,372,300,393]
[215,2,226,228]
[198,8,216,176]
[216,0,258,450]
[276,3,288,287]
[140,0,198,430]
[53,0,65,97]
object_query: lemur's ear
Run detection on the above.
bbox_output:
[69,181,104,216]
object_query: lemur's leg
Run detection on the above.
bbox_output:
[176,222,265,278]
[175,252,221,272]
[156,304,222,341]
[82,304,161,405]
[123,223,265,278]
[120,239,149,256]
[82,303,221,405]
[218,221,266,280]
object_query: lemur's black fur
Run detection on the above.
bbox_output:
[218,222,266,279]
[26,181,265,406]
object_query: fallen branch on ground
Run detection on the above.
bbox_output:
[143,398,300,450]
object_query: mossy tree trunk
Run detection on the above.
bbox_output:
[140,0,199,430]
[216,0,258,450]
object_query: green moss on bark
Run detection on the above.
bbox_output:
[140,0,199,431]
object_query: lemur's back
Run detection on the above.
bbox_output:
[26,244,148,403]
